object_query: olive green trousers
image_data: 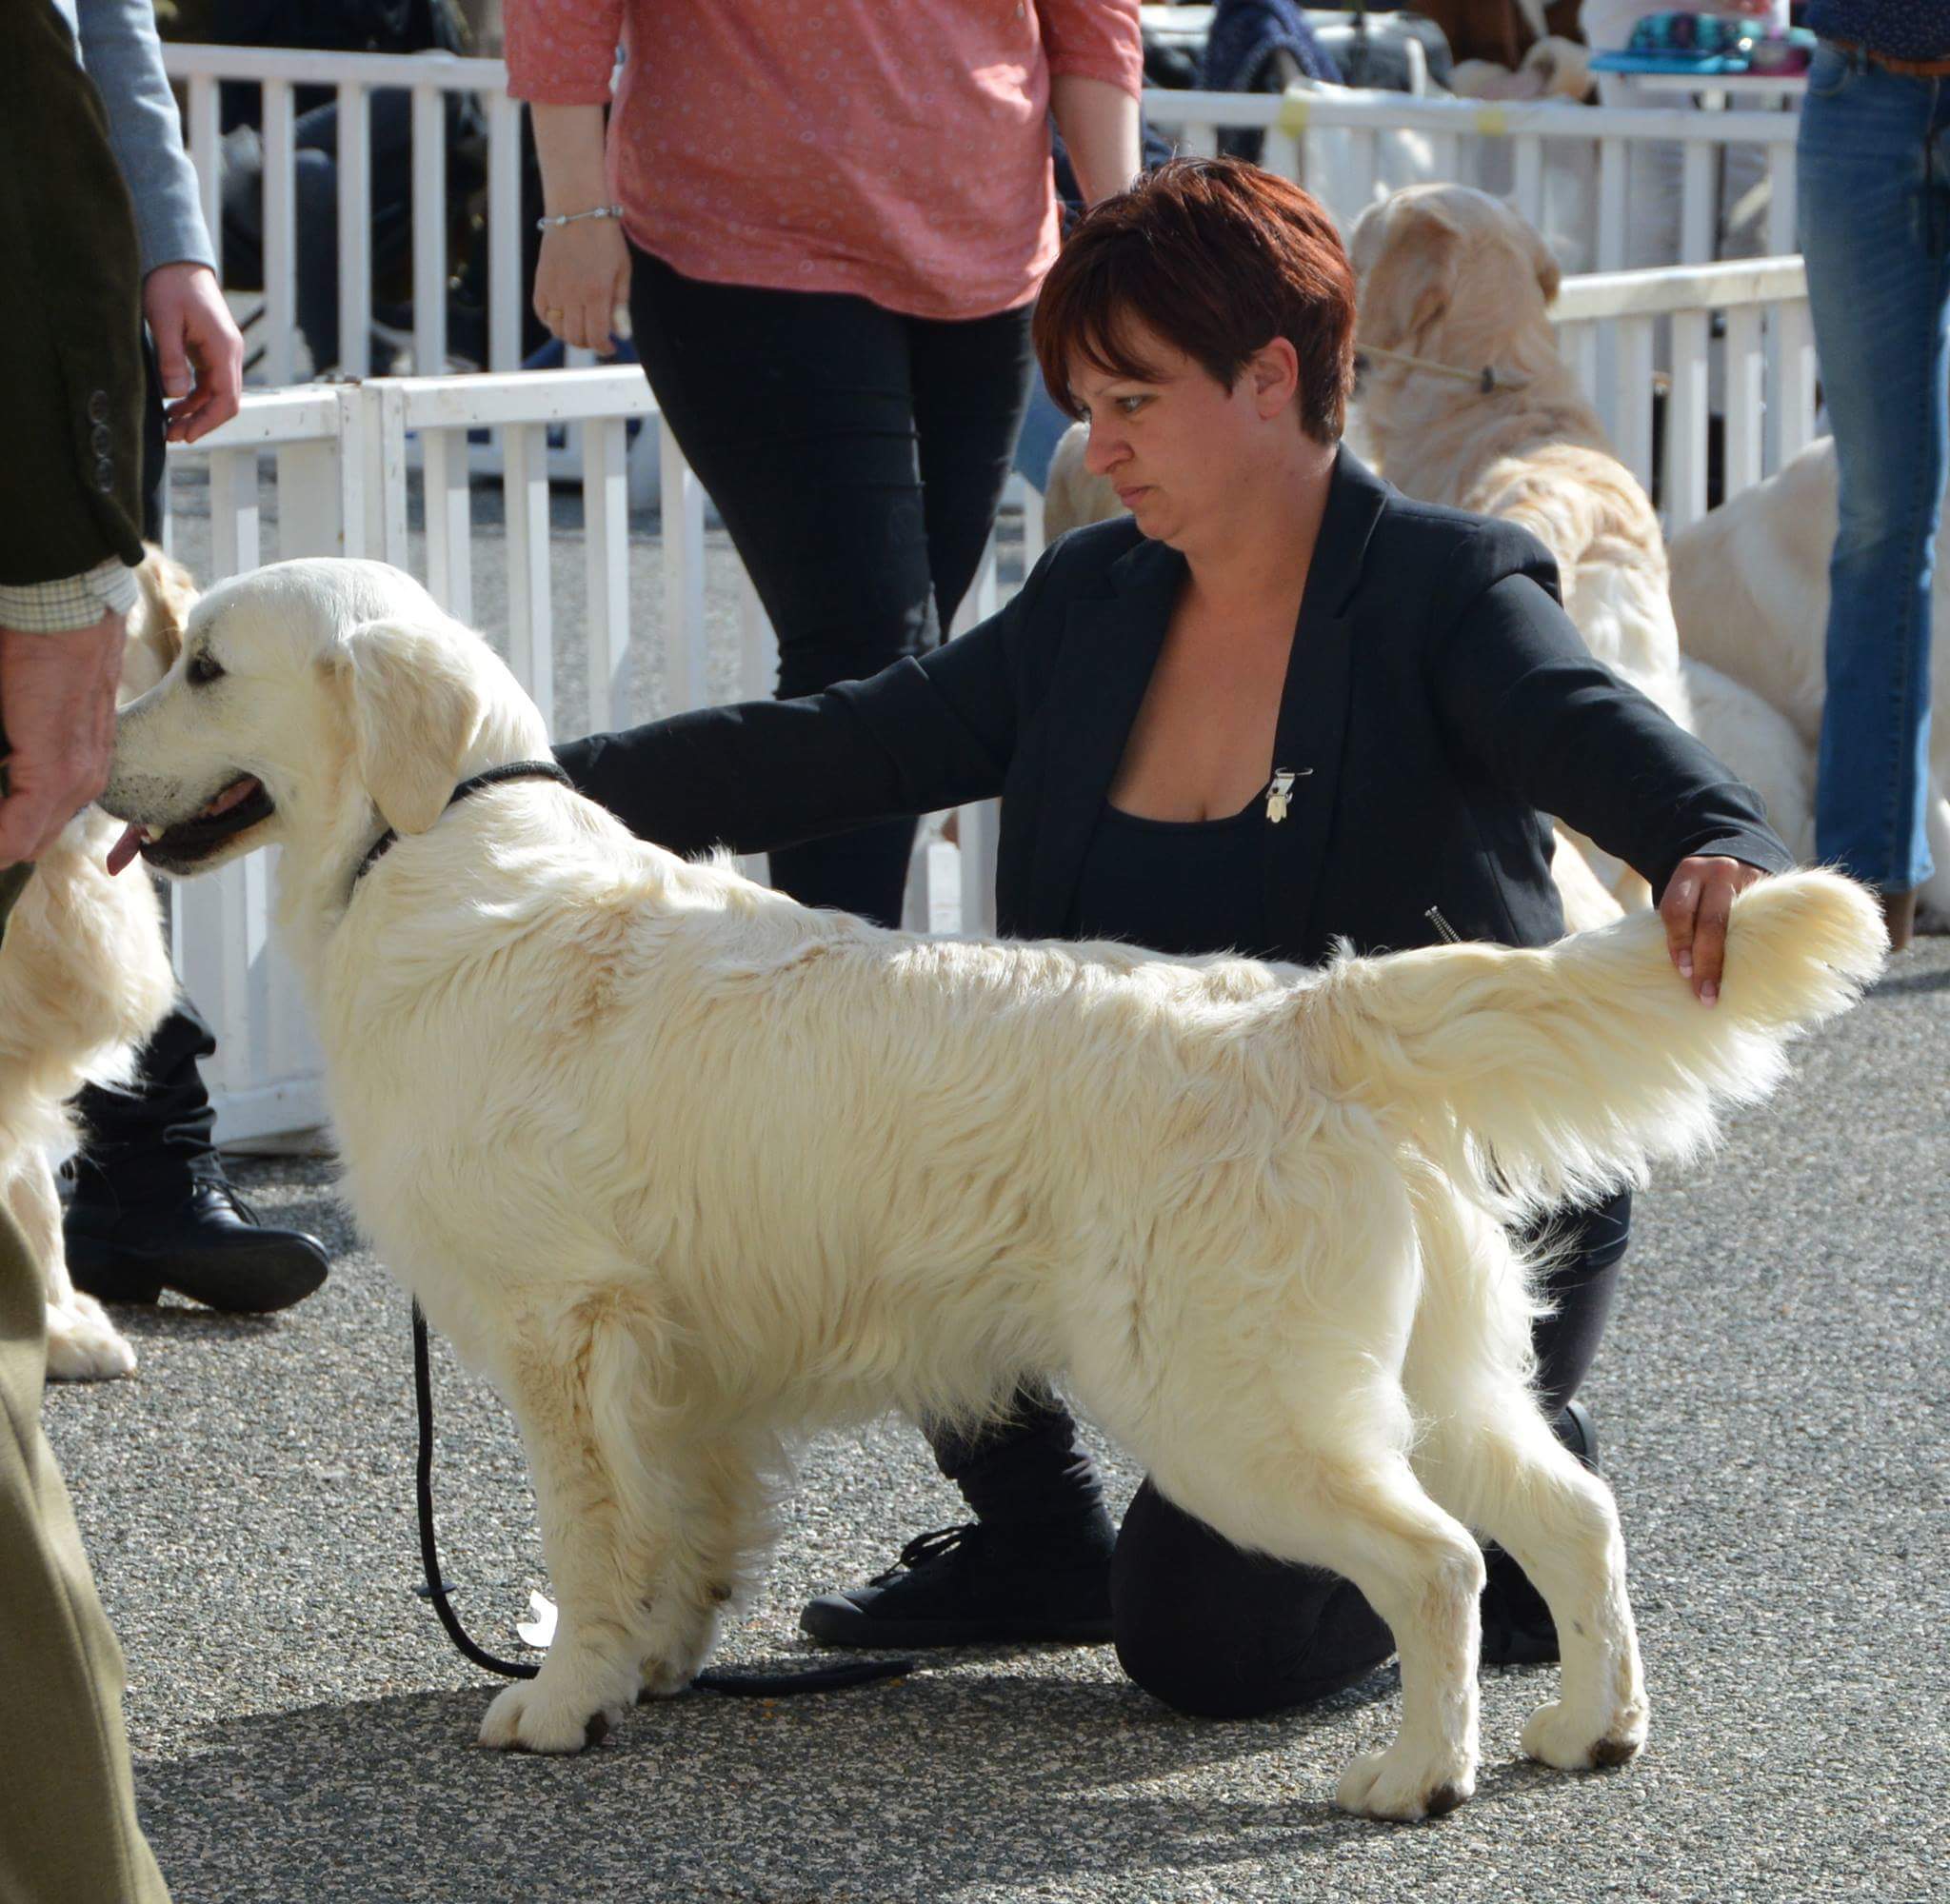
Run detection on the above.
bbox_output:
[0,864,169,1903]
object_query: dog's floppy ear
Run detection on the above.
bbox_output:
[124,545,197,696]
[1521,220,1562,306]
[1358,199,1464,350]
[332,618,487,836]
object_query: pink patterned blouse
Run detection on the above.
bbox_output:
[505,1,1144,322]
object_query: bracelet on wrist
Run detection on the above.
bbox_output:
[536,205,626,231]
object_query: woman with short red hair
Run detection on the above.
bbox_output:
[561,159,1790,1716]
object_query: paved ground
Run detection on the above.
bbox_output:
[46,467,1947,1901]
[45,938,1947,1904]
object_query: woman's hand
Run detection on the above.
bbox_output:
[1660,855,1767,1006]
[143,262,244,443]
[0,612,125,865]
[533,219,632,357]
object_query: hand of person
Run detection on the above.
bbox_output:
[144,262,245,444]
[533,219,632,357]
[0,613,126,866]
[1660,854,1767,1006]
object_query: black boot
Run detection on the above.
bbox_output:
[65,998,329,1315]
[800,1387,1115,1647]
[1479,1398,1599,1668]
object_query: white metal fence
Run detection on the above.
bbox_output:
[161,43,1800,393]
[1144,87,1799,274]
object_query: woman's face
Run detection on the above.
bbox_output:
[1069,319,1298,551]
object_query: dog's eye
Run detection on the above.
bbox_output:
[186,650,225,685]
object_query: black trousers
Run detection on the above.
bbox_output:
[627,249,1036,928]
[932,1188,1634,1718]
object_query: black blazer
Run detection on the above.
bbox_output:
[559,450,1792,966]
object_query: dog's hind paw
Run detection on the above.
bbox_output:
[1522,1696,1648,1772]
[478,1676,628,1754]
[45,1296,138,1382]
[1335,1743,1477,1822]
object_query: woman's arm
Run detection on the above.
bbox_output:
[1044,1,1144,204]
[1048,75,1142,206]
[73,0,211,278]
[504,1,631,355]
[527,103,631,356]
[72,0,243,442]
[1431,566,1794,999]
[558,539,1061,857]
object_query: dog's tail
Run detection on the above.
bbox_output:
[1305,868,1885,1215]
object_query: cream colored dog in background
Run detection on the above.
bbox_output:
[1347,183,1816,909]
[103,557,1882,1819]
[0,550,190,1379]
[1669,437,1950,922]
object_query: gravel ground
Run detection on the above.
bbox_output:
[43,465,1949,1902]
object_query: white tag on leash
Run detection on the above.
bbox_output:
[516,1591,557,1651]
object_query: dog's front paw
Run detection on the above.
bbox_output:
[478,1674,628,1755]
[636,1604,719,1701]
[1335,1743,1476,1822]
[45,1295,138,1382]
[1522,1696,1648,1772]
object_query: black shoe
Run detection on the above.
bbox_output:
[800,1517,1116,1649]
[66,1179,329,1314]
[1480,1399,1598,1668]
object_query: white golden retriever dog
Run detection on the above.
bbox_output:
[1669,437,1950,920]
[102,558,1883,1819]
[0,550,189,1378]
[1348,184,1816,910]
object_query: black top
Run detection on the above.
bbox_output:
[1071,799,1275,960]
[558,449,1793,968]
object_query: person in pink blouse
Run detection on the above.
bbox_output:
[506,0,1143,930]
[505,0,1143,1659]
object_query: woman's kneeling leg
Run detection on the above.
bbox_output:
[1110,1478,1395,1719]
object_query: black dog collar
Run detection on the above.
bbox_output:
[352,759,574,887]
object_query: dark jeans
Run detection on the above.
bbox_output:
[1798,44,1950,893]
[627,249,1036,927]
[932,1188,1634,1718]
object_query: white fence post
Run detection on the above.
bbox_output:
[336,84,373,379]
[261,81,298,385]
[582,415,631,730]
[411,85,449,375]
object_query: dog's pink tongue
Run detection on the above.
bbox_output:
[106,823,147,877]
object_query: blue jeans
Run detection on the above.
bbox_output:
[1798,43,1950,893]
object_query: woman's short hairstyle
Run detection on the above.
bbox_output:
[1033,157,1357,446]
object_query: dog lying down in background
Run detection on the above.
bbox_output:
[102,557,1883,1820]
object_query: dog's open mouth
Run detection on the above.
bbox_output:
[106,775,275,875]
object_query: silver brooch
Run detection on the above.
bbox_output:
[1264,768,1310,823]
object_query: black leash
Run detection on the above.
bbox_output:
[410,1301,916,1700]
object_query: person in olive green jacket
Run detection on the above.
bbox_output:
[0,4,173,1899]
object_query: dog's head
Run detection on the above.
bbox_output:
[1348,184,1562,381]
[103,556,550,883]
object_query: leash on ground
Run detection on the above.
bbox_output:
[410,1299,916,1698]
